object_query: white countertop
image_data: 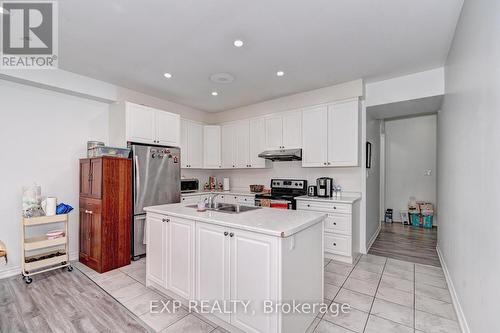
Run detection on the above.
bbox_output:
[296,195,361,204]
[144,203,326,238]
[181,189,263,197]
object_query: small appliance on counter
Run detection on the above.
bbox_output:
[316,177,334,197]
[223,178,230,191]
[308,185,317,196]
[181,178,199,193]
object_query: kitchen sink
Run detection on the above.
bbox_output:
[186,203,261,214]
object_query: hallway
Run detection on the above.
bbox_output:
[368,223,440,267]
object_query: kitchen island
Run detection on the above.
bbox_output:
[144,203,326,333]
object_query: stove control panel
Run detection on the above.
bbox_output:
[271,179,306,190]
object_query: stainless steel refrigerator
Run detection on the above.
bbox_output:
[131,144,181,259]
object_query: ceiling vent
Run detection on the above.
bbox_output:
[210,73,235,84]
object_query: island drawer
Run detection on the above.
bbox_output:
[324,233,350,256]
[297,201,351,214]
[324,214,351,235]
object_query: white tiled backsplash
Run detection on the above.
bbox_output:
[181,161,362,192]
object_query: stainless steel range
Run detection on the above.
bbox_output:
[255,179,307,209]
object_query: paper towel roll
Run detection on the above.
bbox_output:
[223,178,230,191]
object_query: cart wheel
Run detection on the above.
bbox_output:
[67,265,73,272]
[25,276,32,284]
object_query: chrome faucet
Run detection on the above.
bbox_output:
[207,193,220,209]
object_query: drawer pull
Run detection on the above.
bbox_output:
[307,204,311,207]
[333,243,337,246]
[162,218,170,223]
[85,210,93,215]
[333,222,337,225]
[229,232,234,237]
[224,232,229,236]
[333,206,337,210]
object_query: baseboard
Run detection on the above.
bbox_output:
[0,265,21,279]
[436,245,470,333]
[366,223,381,253]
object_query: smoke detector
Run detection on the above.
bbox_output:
[210,73,235,84]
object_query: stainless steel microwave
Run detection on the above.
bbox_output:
[181,178,199,193]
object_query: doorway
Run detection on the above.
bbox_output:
[365,98,440,266]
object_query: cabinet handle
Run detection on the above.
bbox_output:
[88,230,91,240]
[85,210,93,215]
[327,162,331,165]
[333,222,337,225]
[333,243,337,246]
[162,218,170,223]
[323,162,327,165]
[333,206,337,210]
[229,232,234,237]
[307,204,311,207]
[224,232,229,236]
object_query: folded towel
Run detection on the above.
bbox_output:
[0,240,7,264]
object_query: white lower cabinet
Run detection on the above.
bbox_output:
[146,215,166,286]
[195,223,231,323]
[230,229,278,333]
[147,213,323,333]
[297,198,360,264]
[146,214,194,298]
[167,216,195,299]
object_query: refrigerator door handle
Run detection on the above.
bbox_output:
[134,155,140,207]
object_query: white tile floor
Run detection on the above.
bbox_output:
[75,254,461,333]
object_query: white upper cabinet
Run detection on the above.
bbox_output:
[249,118,267,168]
[203,125,221,169]
[264,115,283,150]
[181,119,203,169]
[327,99,359,166]
[127,103,156,143]
[156,110,181,146]
[265,111,302,150]
[282,111,302,149]
[125,102,180,146]
[234,120,250,168]
[302,98,359,167]
[302,106,328,167]
[221,123,236,168]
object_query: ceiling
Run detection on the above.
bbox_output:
[58,0,463,112]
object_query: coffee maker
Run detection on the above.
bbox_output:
[316,177,334,197]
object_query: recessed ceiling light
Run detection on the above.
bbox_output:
[233,39,244,47]
[163,72,172,79]
[276,71,285,77]
[211,91,218,96]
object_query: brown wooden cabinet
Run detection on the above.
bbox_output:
[79,157,131,273]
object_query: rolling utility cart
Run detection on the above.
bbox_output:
[21,214,72,284]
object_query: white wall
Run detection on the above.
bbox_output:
[365,68,444,107]
[0,80,109,277]
[365,113,381,247]
[385,115,437,223]
[438,0,500,332]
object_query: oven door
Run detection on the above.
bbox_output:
[270,199,292,209]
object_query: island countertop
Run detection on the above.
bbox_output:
[144,203,326,238]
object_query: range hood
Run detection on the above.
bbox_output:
[258,149,302,161]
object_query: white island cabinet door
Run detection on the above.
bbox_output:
[166,217,195,299]
[195,222,231,323]
[328,99,359,167]
[302,106,328,167]
[126,103,156,144]
[156,110,180,147]
[230,230,278,333]
[146,215,166,288]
